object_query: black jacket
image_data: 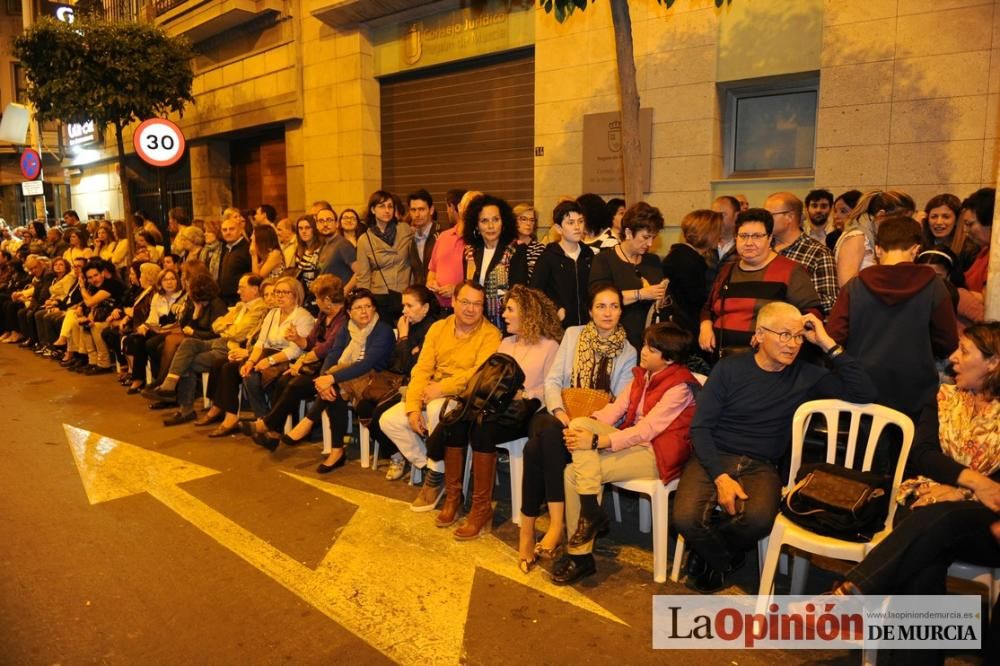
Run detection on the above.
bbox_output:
[218,238,252,304]
[530,242,594,327]
[661,243,710,337]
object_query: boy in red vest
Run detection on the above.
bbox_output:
[552,322,700,585]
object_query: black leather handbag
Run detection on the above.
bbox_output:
[439,353,525,427]
[780,462,891,542]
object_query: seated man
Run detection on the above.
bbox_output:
[380,281,501,512]
[674,302,876,592]
[153,273,269,425]
[553,322,700,585]
[69,259,126,375]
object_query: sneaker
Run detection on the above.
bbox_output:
[410,482,445,513]
[385,453,408,481]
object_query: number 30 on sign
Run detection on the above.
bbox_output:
[133,118,186,167]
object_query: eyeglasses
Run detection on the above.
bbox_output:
[456,298,484,308]
[273,289,293,296]
[759,326,804,344]
[517,215,536,223]
[737,232,769,242]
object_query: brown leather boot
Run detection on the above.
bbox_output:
[435,446,466,528]
[454,451,496,540]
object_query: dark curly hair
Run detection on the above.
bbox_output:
[187,272,220,303]
[462,194,517,248]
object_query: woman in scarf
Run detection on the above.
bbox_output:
[830,321,1000,665]
[517,283,637,571]
[462,193,529,331]
[279,288,395,473]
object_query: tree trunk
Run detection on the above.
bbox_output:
[114,120,136,263]
[610,0,643,206]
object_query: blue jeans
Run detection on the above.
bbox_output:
[673,453,782,572]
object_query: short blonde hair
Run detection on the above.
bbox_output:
[274,276,304,305]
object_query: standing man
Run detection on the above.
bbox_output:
[217,216,252,306]
[708,196,740,285]
[530,200,594,326]
[804,189,835,246]
[315,207,341,276]
[765,192,838,315]
[254,204,277,227]
[407,189,437,286]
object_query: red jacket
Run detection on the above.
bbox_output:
[621,363,699,483]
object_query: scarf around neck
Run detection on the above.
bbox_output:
[368,221,398,249]
[937,384,1000,475]
[340,312,380,367]
[571,322,627,391]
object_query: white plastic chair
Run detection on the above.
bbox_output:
[756,400,914,603]
[497,437,528,526]
[604,477,681,583]
[948,562,1000,619]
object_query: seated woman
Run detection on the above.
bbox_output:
[551,322,699,585]
[517,284,637,570]
[428,285,561,540]
[280,288,395,473]
[203,276,314,437]
[103,261,159,385]
[122,267,183,392]
[142,271,227,397]
[831,321,1000,665]
[376,285,443,480]
[193,279,276,426]
[33,256,75,355]
[242,275,348,446]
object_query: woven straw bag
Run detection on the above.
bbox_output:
[561,387,611,420]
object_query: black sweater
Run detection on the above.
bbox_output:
[691,350,877,480]
[661,243,710,337]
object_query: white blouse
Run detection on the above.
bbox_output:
[253,306,316,360]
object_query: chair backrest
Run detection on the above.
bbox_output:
[789,399,915,529]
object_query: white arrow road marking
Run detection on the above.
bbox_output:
[65,425,627,665]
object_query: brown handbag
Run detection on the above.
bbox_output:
[561,387,611,420]
[338,370,405,409]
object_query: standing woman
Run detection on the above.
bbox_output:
[427,190,482,310]
[825,189,861,252]
[292,213,321,300]
[513,204,545,280]
[327,207,362,293]
[661,209,722,340]
[281,288,395,473]
[834,190,913,287]
[250,224,285,279]
[200,219,224,281]
[355,191,413,323]
[589,202,667,352]
[957,188,995,327]
[518,284,636,568]
[432,285,562,540]
[463,193,527,331]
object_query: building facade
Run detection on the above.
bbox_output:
[51,0,998,244]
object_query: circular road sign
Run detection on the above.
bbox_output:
[133,118,186,167]
[20,148,41,180]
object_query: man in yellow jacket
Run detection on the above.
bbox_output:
[380,280,501,512]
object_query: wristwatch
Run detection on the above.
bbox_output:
[591,433,599,450]
[826,344,845,360]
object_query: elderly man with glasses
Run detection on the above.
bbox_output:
[675,302,876,593]
[379,280,501,512]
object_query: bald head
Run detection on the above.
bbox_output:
[765,192,804,242]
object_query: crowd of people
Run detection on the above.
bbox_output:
[1,186,998,654]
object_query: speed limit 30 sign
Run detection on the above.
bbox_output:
[133,117,186,167]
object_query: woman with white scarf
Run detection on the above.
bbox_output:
[282,288,395,473]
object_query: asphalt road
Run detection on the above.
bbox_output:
[0,343,883,665]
